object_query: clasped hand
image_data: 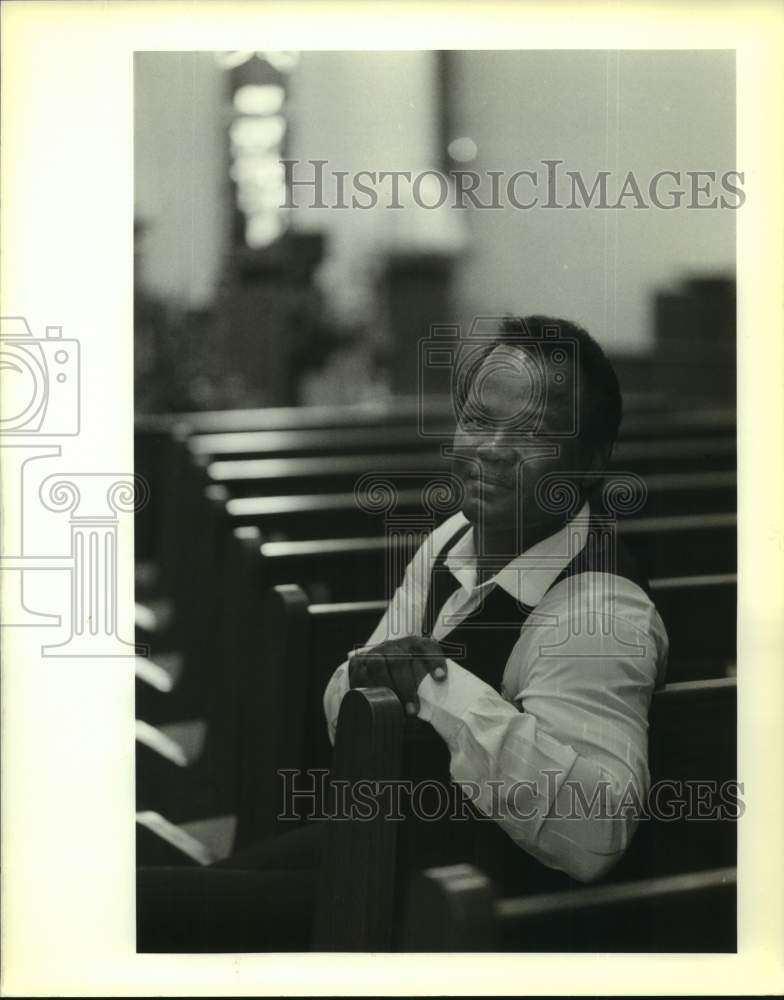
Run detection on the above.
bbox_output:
[348,636,447,716]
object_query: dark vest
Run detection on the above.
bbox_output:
[398,515,653,897]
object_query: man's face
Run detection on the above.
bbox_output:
[450,344,587,552]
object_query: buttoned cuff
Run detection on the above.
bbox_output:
[417,658,506,744]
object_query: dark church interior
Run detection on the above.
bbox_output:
[133,50,737,952]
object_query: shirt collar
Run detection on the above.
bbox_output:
[444,501,591,607]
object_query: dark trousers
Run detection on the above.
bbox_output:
[137,822,323,952]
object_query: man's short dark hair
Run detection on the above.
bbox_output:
[454,315,623,465]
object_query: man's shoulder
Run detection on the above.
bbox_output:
[535,570,669,649]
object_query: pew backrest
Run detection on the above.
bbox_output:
[651,572,736,679]
[185,407,737,462]
[316,680,738,950]
[206,435,737,497]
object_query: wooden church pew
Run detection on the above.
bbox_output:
[157,460,736,659]
[231,586,387,849]
[176,411,734,524]
[141,554,736,826]
[135,718,213,822]
[165,462,735,628]
[140,389,670,447]
[314,678,737,950]
[654,572,736,681]
[135,568,737,868]
[138,454,738,733]
[208,490,736,573]
[154,432,735,594]
[147,403,735,652]
[135,538,397,828]
[138,398,732,569]
[231,570,737,848]
[185,406,736,464]
[136,418,737,850]
[136,396,452,567]
[132,392,740,920]
[186,497,737,644]
[159,495,736,732]
[204,435,737,498]
[621,511,735,576]
[165,491,427,715]
[138,390,695,530]
[399,863,736,952]
[186,423,452,462]
[170,410,735,520]
[136,575,738,837]
[153,463,735,658]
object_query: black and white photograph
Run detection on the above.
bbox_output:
[134,48,739,953]
[2,2,783,995]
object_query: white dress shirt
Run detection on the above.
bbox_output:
[323,503,669,883]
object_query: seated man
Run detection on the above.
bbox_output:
[137,315,668,950]
[324,315,668,886]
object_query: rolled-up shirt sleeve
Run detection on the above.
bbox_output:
[417,574,668,883]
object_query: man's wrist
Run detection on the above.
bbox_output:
[417,659,499,734]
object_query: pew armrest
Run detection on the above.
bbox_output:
[136,811,214,867]
[135,719,213,821]
[135,811,238,868]
[400,864,496,952]
[312,687,404,952]
[135,652,183,694]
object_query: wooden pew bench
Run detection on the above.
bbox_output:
[141,395,457,575]
[159,451,736,655]
[158,434,735,612]
[187,407,736,463]
[187,423,452,462]
[138,400,732,570]
[653,572,736,680]
[204,435,737,499]
[154,461,735,659]
[196,504,737,636]
[400,862,736,952]
[313,678,737,949]
[136,578,737,881]
[240,578,736,838]
[164,504,737,708]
